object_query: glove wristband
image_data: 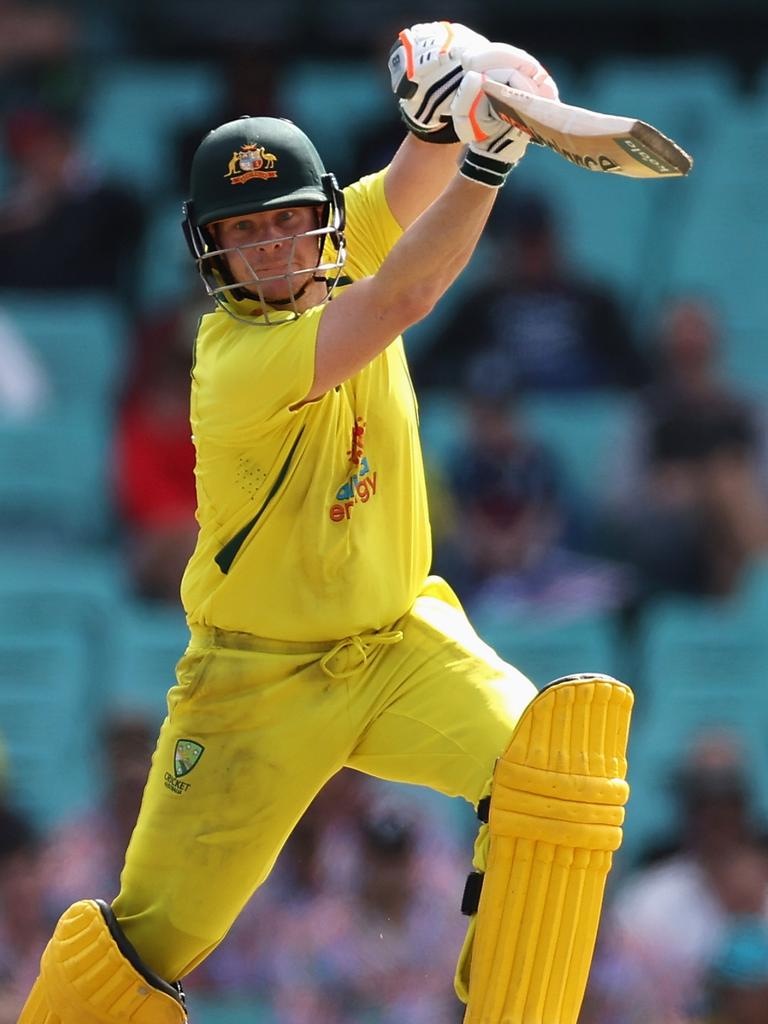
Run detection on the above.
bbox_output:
[459,148,512,188]
[399,105,459,144]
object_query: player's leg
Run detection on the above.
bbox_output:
[19,636,356,1023]
[459,673,632,1024]
[20,899,188,1024]
[347,576,632,1024]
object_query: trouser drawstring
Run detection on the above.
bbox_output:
[319,629,404,679]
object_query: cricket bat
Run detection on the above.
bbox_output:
[482,79,693,178]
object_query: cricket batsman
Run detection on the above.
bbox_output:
[19,20,633,1023]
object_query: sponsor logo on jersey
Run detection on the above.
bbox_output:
[225,144,278,185]
[329,416,379,521]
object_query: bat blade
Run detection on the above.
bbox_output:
[482,79,693,179]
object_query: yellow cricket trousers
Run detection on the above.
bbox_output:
[111,578,537,982]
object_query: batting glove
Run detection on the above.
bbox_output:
[388,21,490,143]
[452,47,559,188]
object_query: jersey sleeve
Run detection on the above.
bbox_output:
[194,306,324,444]
[342,169,403,279]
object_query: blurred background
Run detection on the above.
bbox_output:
[1,1,767,1022]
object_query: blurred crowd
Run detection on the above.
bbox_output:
[1,3,768,1023]
[1,721,767,1024]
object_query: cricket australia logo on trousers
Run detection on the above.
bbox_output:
[164,739,205,795]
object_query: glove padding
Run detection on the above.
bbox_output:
[451,47,558,187]
[388,21,489,143]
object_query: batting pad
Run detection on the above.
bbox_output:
[482,79,693,178]
[18,900,187,1024]
[463,675,633,1024]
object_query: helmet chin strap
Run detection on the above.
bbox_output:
[268,272,327,307]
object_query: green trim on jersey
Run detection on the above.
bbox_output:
[215,427,305,574]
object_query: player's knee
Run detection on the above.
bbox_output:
[18,899,187,1024]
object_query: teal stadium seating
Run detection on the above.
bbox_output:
[418,390,632,515]
[519,392,633,505]
[622,588,768,862]
[513,58,739,316]
[111,601,190,726]
[0,291,127,413]
[0,411,113,538]
[276,59,390,178]
[0,292,127,538]
[138,197,201,310]
[0,631,96,827]
[82,61,225,195]
[660,93,768,388]
[191,998,273,1024]
[0,549,126,704]
[476,612,622,689]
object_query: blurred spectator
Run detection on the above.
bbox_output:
[0,105,144,299]
[348,113,406,183]
[266,795,466,1024]
[699,915,768,1024]
[410,192,648,395]
[175,48,279,193]
[0,807,50,1024]
[0,309,49,419]
[41,712,155,912]
[598,297,768,598]
[185,770,368,1000]
[186,773,467,1023]
[583,731,768,1024]
[115,323,197,602]
[0,2,77,72]
[436,379,632,620]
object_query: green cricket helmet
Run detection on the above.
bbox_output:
[182,115,346,323]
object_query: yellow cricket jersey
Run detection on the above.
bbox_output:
[180,170,432,641]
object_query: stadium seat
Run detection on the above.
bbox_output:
[661,95,768,386]
[589,57,738,160]
[0,630,97,828]
[416,389,468,469]
[82,61,225,195]
[0,548,127,685]
[191,998,274,1024]
[519,392,633,504]
[514,59,738,310]
[476,612,622,688]
[276,60,390,178]
[0,411,114,539]
[111,601,191,725]
[623,594,768,862]
[138,197,200,310]
[0,291,127,414]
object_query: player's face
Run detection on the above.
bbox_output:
[212,205,324,306]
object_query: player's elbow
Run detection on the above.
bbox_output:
[394,287,441,331]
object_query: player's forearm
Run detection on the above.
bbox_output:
[384,134,465,229]
[375,172,496,320]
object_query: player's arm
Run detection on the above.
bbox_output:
[381,21,481,230]
[305,147,516,403]
[382,22,559,228]
[300,24,555,402]
[383,132,463,230]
